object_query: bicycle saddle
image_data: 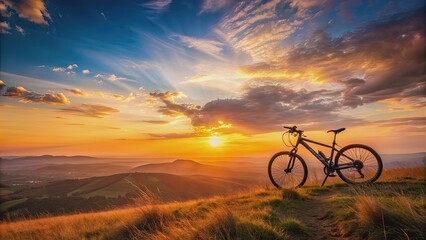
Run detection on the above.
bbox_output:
[327,128,346,134]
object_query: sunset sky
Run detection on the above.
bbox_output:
[0,0,425,157]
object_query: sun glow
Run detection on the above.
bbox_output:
[209,136,222,147]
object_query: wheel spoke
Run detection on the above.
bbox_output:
[269,153,306,188]
[336,146,382,184]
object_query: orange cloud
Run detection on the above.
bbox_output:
[0,79,5,91]
[66,88,88,97]
[0,21,10,34]
[3,85,70,105]
[2,0,51,25]
[60,104,119,118]
[149,91,200,117]
[239,8,426,108]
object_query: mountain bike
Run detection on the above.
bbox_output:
[268,126,383,188]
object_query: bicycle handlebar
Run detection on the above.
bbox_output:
[283,125,303,133]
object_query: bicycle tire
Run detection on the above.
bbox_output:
[335,144,383,184]
[268,151,308,188]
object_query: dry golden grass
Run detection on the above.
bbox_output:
[1,166,424,240]
[0,186,303,240]
[353,190,426,239]
[379,165,425,181]
[0,207,141,240]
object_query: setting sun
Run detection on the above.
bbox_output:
[209,136,222,147]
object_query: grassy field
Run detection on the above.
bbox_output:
[0,167,425,240]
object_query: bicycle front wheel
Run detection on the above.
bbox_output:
[268,151,308,189]
[335,144,383,184]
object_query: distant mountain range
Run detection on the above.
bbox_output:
[1,153,424,187]
[381,152,426,168]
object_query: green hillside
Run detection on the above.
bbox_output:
[1,173,247,219]
[11,172,246,199]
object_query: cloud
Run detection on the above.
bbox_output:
[142,120,170,124]
[60,104,119,118]
[240,7,426,108]
[175,34,225,60]
[94,73,126,81]
[0,21,10,34]
[107,74,126,81]
[3,85,70,105]
[65,88,88,96]
[0,80,5,91]
[200,0,230,14]
[373,117,426,128]
[51,64,79,75]
[149,91,201,117]
[0,2,9,16]
[219,0,304,61]
[2,0,51,25]
[372,117,426,133]
[100,12,106,20]
[149,85,359,134]
[15,25,24,34]
[142,0,172,11]
[82,69,90,75]
[67,64,78,70]
[190,84,352,134]
[183,74,209,83]
[52,67,66,72]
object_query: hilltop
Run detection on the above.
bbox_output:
[1,166,425,240]
[131,159,257,180]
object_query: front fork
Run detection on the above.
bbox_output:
[285,148,298,173]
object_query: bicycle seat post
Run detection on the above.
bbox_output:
[332,132,337,147]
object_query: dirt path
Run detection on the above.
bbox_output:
[298,194,349,240]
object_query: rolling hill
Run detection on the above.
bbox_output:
[130,159,263,183]
[131,159,232,175]
[1,172,248,219]
[12,172,246,200]
[1,171,424,240]
[35,163,130,178]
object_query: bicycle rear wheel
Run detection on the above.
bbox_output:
[335,144,382,184]
[268,151,308,188]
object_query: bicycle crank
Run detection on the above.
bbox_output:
[323,166,336,177]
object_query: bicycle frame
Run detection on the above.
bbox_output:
[288,133,356,172]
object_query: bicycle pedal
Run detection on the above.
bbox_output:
[327,173,336,177]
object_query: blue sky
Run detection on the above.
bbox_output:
[2,0,423,94]
[0,0,425,156]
